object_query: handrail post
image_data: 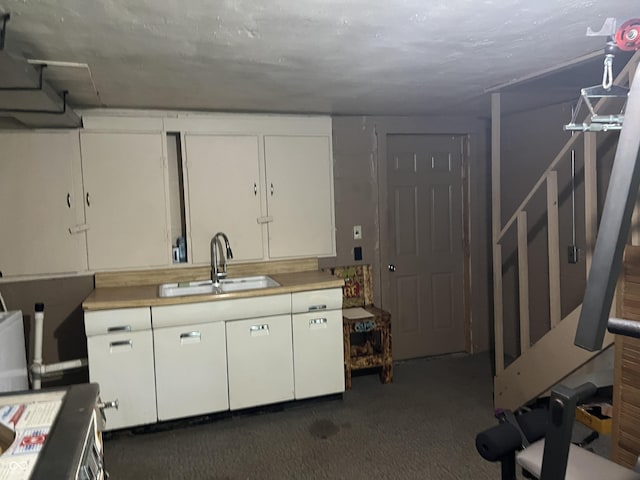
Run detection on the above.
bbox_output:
[517,211,530,352]
[492,92,504,373]
[547,171,561,328]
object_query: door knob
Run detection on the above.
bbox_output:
[388,264,397,272]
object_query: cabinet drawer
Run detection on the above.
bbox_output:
[291,288,342,314]
[87,330,157,430]
[84,307,151,336]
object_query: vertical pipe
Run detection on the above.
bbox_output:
[570,149,577,246]
[32,303,44,390]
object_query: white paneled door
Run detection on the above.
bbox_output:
[385,134,467,360]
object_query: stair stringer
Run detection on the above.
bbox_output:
[494,304,614,411]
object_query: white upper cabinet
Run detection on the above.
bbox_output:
[0,131,87,277]
[183,121,336,263]
[184,134,264,263]
[80,132,170,270]
[1,114,334,277]
[264,135,334,258]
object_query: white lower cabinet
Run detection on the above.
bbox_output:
[292,309,345,399]
[153,321,228,421]
[226,314,295,410]
[85,288,344,429]
[85,308,157,431]
[291,288,345,399]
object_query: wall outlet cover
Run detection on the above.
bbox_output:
[353,225,362,240]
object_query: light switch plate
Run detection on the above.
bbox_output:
[353,225,362,240]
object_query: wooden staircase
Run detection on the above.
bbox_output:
[492,50,640,411]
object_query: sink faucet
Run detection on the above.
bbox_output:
[211,232,233,284]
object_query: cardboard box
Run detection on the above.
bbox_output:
[576,404,613,434]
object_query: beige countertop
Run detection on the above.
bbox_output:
[82,270,344,311]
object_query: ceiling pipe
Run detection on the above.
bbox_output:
[0,13,80,128]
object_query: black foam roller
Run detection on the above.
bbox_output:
[475,423,522,462]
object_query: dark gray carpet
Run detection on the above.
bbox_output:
[104,353,501,479]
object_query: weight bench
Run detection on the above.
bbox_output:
[517,439,640,480]
[476,381,640,480]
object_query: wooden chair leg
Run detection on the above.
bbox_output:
[343,322,352,390]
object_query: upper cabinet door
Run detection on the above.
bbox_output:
[184,134,264,263]
[264,135,335,258]
[80,132,169,270]
[0,131,87,277]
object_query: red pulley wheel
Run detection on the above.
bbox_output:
[615,18,640,51]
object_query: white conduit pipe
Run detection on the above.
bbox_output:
[31,303,88,390]
[41,358,88,374]
[32,303,44,390]
[26,59,101,104]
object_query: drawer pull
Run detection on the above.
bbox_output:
[107,325,131,333]
[309,318,328,330]
[308,304,327,311]
[310,318,328,325]
[180,331,201,344]
[180,331,201,339]
[109,340,132,351]
[250,324,269,336]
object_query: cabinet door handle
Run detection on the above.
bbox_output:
[86,192,91,207]
[270,183,274,196]
[107,325,131,333]
[250,324,269,336]
[180,331,201,339]
[109,340,132,351]
[180,331,201,344]
[254,182,257,196]
[309,318,328,327]
[67,193,72,208]
[308,304,327,311]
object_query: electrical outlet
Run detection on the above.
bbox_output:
[353,225,362,240]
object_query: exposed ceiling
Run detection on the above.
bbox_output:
[0,0,639,118]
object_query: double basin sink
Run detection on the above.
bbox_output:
[158,275,280,298]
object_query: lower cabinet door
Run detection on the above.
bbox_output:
[226,314,294,410]
[292,309,345,399]
[87,330,157,430]
[153,321,229,420]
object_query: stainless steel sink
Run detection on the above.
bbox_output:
[218,275,280,293]
[158,275,280,297]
